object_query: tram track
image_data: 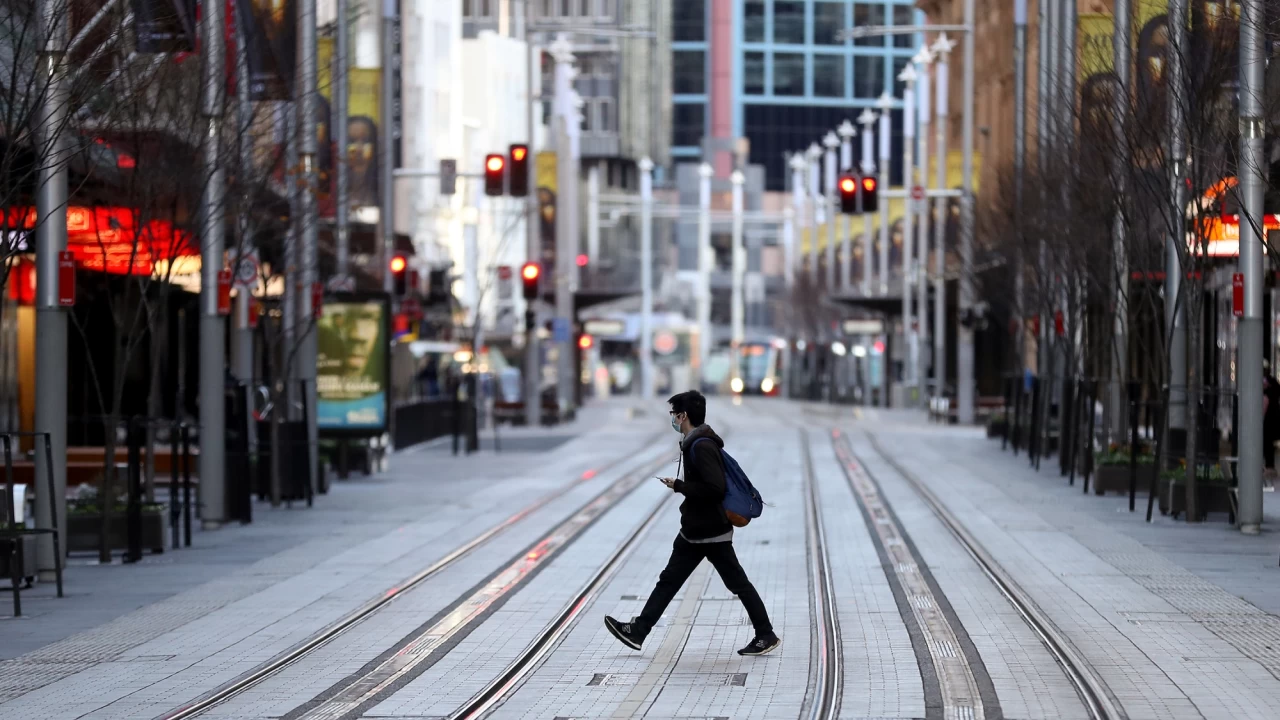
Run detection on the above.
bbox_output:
[158,430,671,720]
[838,428,1123,720]
[798,427,843,720]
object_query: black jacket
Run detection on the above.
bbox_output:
[672,424,732,540]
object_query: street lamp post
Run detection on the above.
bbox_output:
[876,93,892,297]
[858,109,877,295]
[807,142,823,286]
[1238,0,1266,533]
[915,47,933,397]
[838,119,857,291]
[698,162,714,376]
[899,64,918,395]
[957,0,978,426]
[932,33,954,412]
[790,154,807,283]
[823,131,840,289]
[639,157,655,400]
[731,170,746,387]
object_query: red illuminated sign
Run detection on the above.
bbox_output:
[217,269,232,315]
[58,251,76,307]
[1233,273,1244,317]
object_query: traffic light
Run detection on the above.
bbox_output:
[484,154,505,196]
[860,175,878,213]
[838,173,859,214]
[508,144,529,197]
[390,253,407,296]
[578,334,593,350]
[521,261,540,300]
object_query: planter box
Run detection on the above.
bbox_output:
[1161,480,1234,520]
[0,536,38,587]
[67,511,168,554]
[1092,464,1157,496]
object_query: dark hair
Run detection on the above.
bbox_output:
[668,390,706,426]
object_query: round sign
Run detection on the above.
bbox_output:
[911,185,925,201]
[653,331,678,356]
[233,251,259,288]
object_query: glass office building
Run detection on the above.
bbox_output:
[672,0,921,189]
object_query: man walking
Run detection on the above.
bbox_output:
[604,391,780,656]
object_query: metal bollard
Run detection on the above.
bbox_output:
[124,418,143,564]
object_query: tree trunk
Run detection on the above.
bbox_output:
[1183,294,1202,522]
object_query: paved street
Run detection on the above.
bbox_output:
[3,398,1280,719]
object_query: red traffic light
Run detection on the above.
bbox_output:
[576,253,588,267]
[521,261,541,300]
[508,144,530,197]
[484,153,505,196]
[511,146,527,162]
[389,255,407,273]
[486,155,505,172]
[521,262,540,281]
[862,177,876,191]
[578,334,593,350]
[839,177,856,193]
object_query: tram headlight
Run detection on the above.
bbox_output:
[761,378,774,394]
[730,377,745,394]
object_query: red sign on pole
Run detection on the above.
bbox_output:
[1054,310,1065,337]
[1232,272,1244,317]
[57,251,76,307]
[911,185,925,201]
[217,269,232,315]
[312,282,323,319]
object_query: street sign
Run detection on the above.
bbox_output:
[1233,272,1244,317]
[911,185,925,201]
[496,265,513,300]
[440,159,457,195]
[57,251,75,307]
[842,319,884,335]
[552,317,570,344]
[653,331,678,355]
[584,319,625,337]
[216,269,232,315]
[232,249,258,289]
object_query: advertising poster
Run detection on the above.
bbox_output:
[348,68,382,210]
[237,0,297,101]
[537,151,558,288]
[133,0,197,53]
[316,296,389,433]
[316,37,338,218]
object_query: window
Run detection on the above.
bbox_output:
[581,101,592,131]
[560,0,571,17]
[893,5,915,48]
[598,98,614,132]
[596,0,614,19]
[463,0,472,16]
[773,52,804,96]
[854,55,884,97]
[744,0,765,42]
[578,0,590,17]
[774,1,805,44]
[814,2,846,46]
[814,54,845,97]
[673,103,706,147]
[853,3,887,47]
[673,0,706,42]
[744,51,765,95]
[673,51,705,94]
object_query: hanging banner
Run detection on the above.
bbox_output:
[317,295,390,434]
[390,0,403,170]
[133,0,197,53]
[348,67,382,210]
[316,37,337,219]
[237,0,297,101]
[537,151,557,290]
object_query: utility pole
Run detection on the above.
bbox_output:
[858,109,876,294]
[957,0,977,425]
[876,93,891,296]
[551,36,577,414]
[298,0,319,494]
[198,0,227,527]
[1110,0,1130,443]
[380,0,396,294]
[915,47,933,397]
[1013,0,1026,384]
[838,120,856,291]
[698,162,714,373]
[523,0,540,427]
[1166,0,1188,455]
[807,142,822,285]
[1237,0,1266,534]
[639,157,655,400]
[34,0,69,575]
[899,64,917,396]
[823,132,839,289]
[932,34,954,407]
[335,0,350,284]
[789,154,806,283]
[731,169,746,386]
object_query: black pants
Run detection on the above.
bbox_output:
[635,534,773,637]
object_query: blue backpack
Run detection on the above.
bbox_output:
[691,438,765,527]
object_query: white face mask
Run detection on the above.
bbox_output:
[671,414,683,433]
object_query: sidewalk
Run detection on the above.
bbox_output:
[855,410,1280,719]
[0,399,649,667]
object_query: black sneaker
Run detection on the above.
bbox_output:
[604,615,645,651]
[737,633,781,656]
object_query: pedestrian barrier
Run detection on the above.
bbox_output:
[1,431,64,617]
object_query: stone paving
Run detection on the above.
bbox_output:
[2,399,1280,719]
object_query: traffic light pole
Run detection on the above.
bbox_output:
[859,110,876,295]
[523,0,541,428]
